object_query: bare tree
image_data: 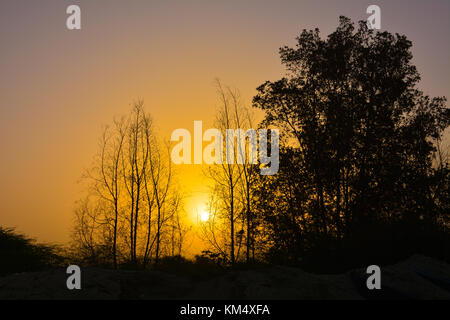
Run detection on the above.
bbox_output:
[73,100,183,268]
[121,102,150,264]
[203,80,256,265]
[76,117,127,268]
[148,142,174,264]
[100,119,126,268]
[199,195,230,261]
[168,196,190,256]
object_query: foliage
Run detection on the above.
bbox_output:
[252,17,450,270]
[0,227,63,276]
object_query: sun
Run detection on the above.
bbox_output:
[199,210,210,222]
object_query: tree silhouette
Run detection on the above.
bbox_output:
[0,227,61,275]
[253,16,449,269]
[201,81,258,265]
[71,102,184,268]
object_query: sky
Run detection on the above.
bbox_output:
[0,0,449,249]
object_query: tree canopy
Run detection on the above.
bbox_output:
[252,16,449,271]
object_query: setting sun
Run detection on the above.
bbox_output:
[199,210,210,222]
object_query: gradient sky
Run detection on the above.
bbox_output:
[0,0,449,248]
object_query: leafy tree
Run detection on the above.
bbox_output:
[253,17,449,268]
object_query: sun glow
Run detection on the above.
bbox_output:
[199,210,210,222]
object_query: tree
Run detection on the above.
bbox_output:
[203,80,259,265]
[72,101,183,268]
[148,142,176,264]
[99,118,126,268]
[121,102,151,265]
[253,16,449,267]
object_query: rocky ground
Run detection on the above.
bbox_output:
[0,255,449,299]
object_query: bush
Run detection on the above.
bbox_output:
[296,218,450,274]
[0,227,62,276]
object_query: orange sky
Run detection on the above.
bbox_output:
[0,1,449,252]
